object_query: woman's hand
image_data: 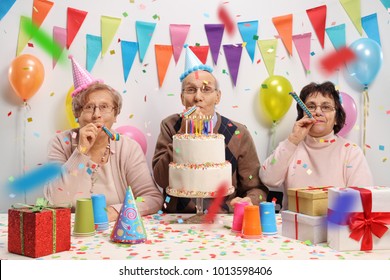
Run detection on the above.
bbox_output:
[230,196,253,208]
[288,117,316,145]
[78,123,102,154]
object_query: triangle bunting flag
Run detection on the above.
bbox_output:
[205,24,224,65]
[155,45,173,87]
[339,0,362,35]
[292,32,312,72]
[189,45,209,64]
[170,24,190,64]
[306,5,327,49]
[326,24,346,49]
[121,41,138,83]
[257,39,278,76]
[136,21,156,63]
[101,16,121,57]
[32,0,54,28]
[67,7,88,49]
[86,34,102,72]
[272,14,293,56]
[223,44,243,87]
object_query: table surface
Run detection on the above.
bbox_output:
[1,213,390,260]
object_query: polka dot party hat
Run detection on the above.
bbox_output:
[110,186,147,244]
[179,44,213,82]
[68,55,103,97]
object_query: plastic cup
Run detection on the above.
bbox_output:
[242,205,262,239]
[231,201,250,233]
[91,194,109,231]
[73,198,96,236]
[260,202,277,235]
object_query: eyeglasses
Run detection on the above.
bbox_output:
[82,104,116,114]
[182,86,217,95]
[306,103,336,113]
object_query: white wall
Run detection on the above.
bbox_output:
[0,0,389,211]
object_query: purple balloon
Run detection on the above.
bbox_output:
[115,125,147,154]
[338,92,357,137]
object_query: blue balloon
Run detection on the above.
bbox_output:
[346,38,383,86]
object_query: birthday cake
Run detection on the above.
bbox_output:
[166,133,234,198]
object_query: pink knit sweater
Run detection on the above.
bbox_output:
[260,132,373,210]
[44,129,163,216]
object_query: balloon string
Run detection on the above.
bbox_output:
[22,102,28,203]
[269,121,278,155]
[362,87,369,155]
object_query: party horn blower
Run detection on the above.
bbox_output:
[102,126,119,141]
[180,105,197,118]
[110,186,147,244]
[289,92,313,119]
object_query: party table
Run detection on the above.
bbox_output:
[1,213,389,260]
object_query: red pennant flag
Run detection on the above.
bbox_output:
[306,5,327,49]
[189,45,209,64]
[66,7,88,49]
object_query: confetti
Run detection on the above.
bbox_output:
[8,162,63,193]
[218,4,235,36]
[249,175,253,180]
[165,196,171,203]
[379,145,385,151]
[123,12,128,17]
[8,111,12,116]
[129,114,134,119]
[110,50,115,55]
[319,47,356,75]
[136,197,144,202]
[203,182,228,225]
[27,117,33,122]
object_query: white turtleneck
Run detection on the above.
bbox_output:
[260,131,374,210]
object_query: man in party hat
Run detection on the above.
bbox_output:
[152,45,268,214]
[111,187,147,244]
[44,56,163,222]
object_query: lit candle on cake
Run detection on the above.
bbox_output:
[185,117,188,134]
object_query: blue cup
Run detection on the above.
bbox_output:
[91,194,109,231]
[259,202,277,235]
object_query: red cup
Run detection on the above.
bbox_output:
[242,205,262,239]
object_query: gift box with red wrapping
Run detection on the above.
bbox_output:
[8,207,71,258]
[288,186,331,216]
[281,210,327,244]
[327,186,390,251]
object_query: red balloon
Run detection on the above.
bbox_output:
[8,54,45,102]
[115,125,147,154]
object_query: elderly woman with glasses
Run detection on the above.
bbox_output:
[44,83,163,221]
[260,81,373,210]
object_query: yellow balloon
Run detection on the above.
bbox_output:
[259,75,293,122]
[65,86,79,128]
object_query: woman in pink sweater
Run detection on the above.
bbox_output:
[44,57,162,221]
[260,82,373,210]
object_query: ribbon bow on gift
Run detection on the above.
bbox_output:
[12,198,70,212]
[348,187,390,251]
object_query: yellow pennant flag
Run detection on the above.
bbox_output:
[257,39,278,76]
[101,16,122,57]
[16,16,31,56]
[339,0,362,35]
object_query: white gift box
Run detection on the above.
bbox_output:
[281,210,327,244]
[327,186,390,251]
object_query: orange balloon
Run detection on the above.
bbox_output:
[8,54,45,101]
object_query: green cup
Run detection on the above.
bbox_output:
[73,198,95,237]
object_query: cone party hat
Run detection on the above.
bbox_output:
[68,55,103,97]
[110,186,147,244]
[179,44,213,82]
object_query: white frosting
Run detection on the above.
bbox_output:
[173,134,225,164]
[168,134,233,198]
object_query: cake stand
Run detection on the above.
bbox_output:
[166,185,235,224]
